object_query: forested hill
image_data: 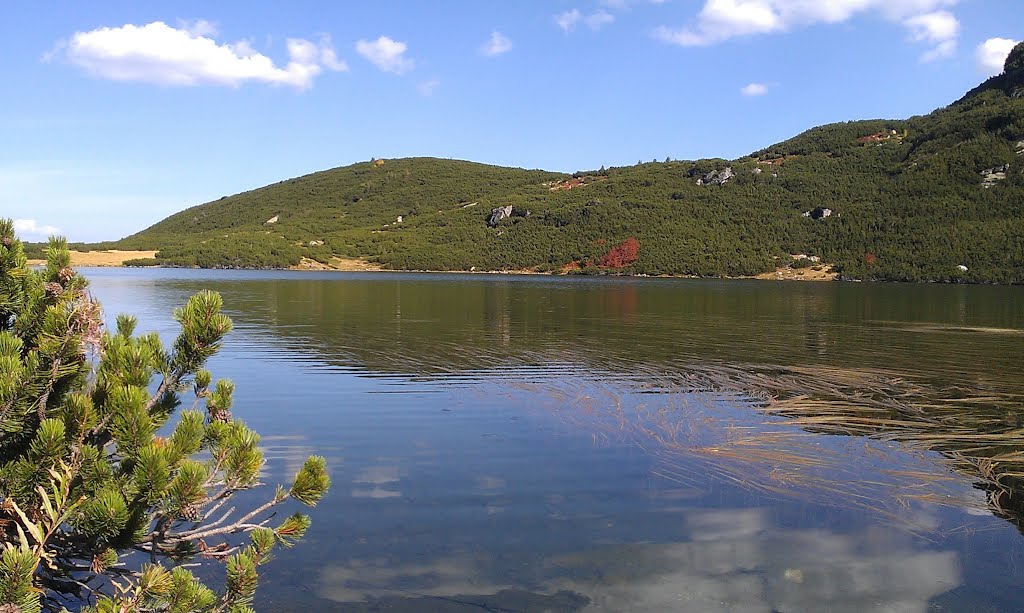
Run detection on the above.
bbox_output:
[110,42,1024,283]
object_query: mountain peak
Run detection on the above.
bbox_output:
[1006,40,1024,74]
[956,37,1024,104]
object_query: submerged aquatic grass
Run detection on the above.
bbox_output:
[511,359,1024,534]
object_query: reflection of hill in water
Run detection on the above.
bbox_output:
[151,273,1024,529]
[202,274,1022,388]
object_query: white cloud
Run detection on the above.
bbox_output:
[904,11,959,61]
[13,219,61,239]
[585,11,616,30]
[355,36,414,74]
[916,38,955,62]
[556,9,583,33]
[417,79,441,96]
[287,38,320,64]
[318,38,349,71]
[179,19,218,37]
[555,8,617,33]
[740,82,768,96]
[654,0,961,58]
[904,11,958,42]
[54,21,347,89]
[481,31,513,57]
[655,0,783,45]
[976,37,1019,75]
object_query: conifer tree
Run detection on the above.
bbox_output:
[0,219,330,611]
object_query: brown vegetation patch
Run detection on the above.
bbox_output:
[545,175,607,192]
[289,257,382,271]
[28,250,158,267]
[754,265,838,281]
[756,155,798,166]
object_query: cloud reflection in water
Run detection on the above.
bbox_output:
[319,508,960,612]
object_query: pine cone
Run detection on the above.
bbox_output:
[0,236,12,248]
[210,408,232,424]
[0,603,23,613]
[44,282,63,297]
[58,266,75,283]
[181,502,202,522]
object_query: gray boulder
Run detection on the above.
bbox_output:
[699,166,735,186]
[981,164,1009,188]
[487,205,514,227]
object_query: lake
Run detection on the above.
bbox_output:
[84,268,1024,612]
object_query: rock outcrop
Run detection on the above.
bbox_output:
[486,206,530,227]
[981,164,1009,188]
[487,205,513,227]
[697,167,734,186]
[803,207,833,220]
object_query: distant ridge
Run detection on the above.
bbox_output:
[109,41,1024,283]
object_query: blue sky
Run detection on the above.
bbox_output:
[2,0,1022,242]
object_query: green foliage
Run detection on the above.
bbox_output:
[123,257,161,267]
[1005,40,1024,74]
[290,456,330,506]
[0,547,41,612]
[0,225,331,611]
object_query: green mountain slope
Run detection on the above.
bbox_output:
[114,43,1024,282]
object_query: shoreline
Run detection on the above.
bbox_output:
[41,251,841,281]
[46,250,839,282]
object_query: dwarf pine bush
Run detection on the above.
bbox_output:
[0,219,330,611]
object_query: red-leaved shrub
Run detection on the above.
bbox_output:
[600,237,640,268]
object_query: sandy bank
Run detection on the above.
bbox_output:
[753,266,839,281]
[289,257,383,271]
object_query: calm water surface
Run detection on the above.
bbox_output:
[84,268,1024,612]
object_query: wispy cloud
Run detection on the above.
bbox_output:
[555,9,583,33]
[481,31,513,57]
[178,18,218,37]
[586,11,616,30]
[355,36,414,74]
[654,0,961,61]
[49,21,347,89]
[417,79,441,96]
[904,11,959,61]
[976,37,1019,75]
[740,82,768,96]
[555,8,617,33]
